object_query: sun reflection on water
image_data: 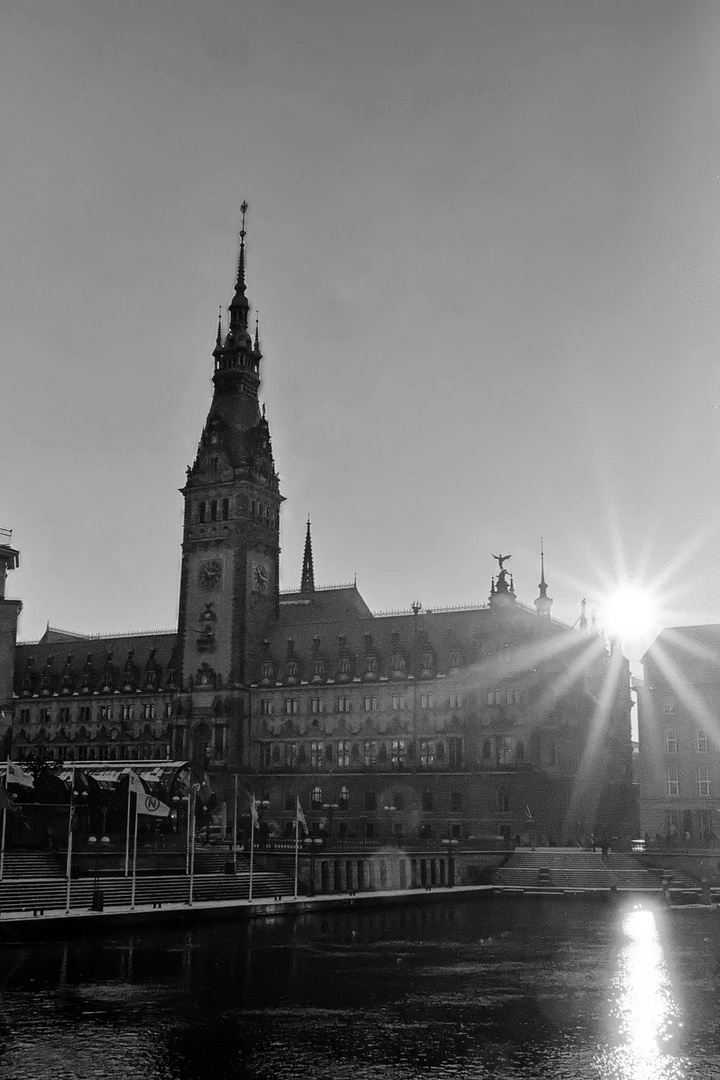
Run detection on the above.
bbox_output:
[598,908,686,1080]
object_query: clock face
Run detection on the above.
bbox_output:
[198,558,223,591]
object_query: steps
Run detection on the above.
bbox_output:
[0,851,66,879]
[0,868,297,914]
[491,849,662,891]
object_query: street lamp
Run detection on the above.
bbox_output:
[88,833,110,911]
[442,837,459,888]
[321,802,338,846]
[383,804,397,843]
[303,835,323,895]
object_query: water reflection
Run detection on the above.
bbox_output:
[600,907,687,1080]
[0,900,718,1079]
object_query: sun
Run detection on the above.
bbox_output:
[601,585,659,641]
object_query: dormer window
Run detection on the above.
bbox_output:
[391,654,406,677]
[365,655,378,677]
[338,657,351,677]
[313,659,326,680]
[448,651,460,670]
[261,661,275,682]
[210,457,219,474]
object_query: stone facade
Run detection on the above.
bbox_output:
[638,625,720,845]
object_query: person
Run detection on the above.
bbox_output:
[600,836,609,861]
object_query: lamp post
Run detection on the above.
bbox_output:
[441,837,459,887]
[321,802,338,847]
[88,833,110,911]
[383,804,397,843]
[303,836,323,895]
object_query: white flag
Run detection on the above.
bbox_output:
[296,797,308,835]
[6,762,33,788]
[250,796,259,826]
[127,770,146,797]
[137,793,170,818]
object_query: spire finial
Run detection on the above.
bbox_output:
[534,538,553,617]
[254,311,261,352]
[235,200,248,293]
[216,305,223,346]
[300,516,315,595]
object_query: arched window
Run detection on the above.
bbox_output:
[422,787,433,812]
[311,786,323,809]
[338,785,350,810]
[199,502,206,524]
[222,498,229,521]
[210,500,218,522]
[515,740,525,762]
[482,739,492,760]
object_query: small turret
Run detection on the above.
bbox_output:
[534,539,553,618]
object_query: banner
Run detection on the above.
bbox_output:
[138,794,170,818]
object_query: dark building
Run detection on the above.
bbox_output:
[2,211,635,845]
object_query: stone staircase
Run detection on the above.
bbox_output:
[0,860,297,915]
[491,849,663,892]
[0,851,66,879]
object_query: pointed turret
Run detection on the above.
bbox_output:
[534,539,553,618]
[300,517,315,595]
[228,200,250,336]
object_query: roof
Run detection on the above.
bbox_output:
[14,632,179,696]
[642,623,720,675]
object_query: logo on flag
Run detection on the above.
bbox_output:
[6,762,33,789]
[139,794,170,818]
[296,797,308,835]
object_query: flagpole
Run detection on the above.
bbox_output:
[124,774,132,876]
[65,765,75,915]
[131,794,139,910]
[248,796,255,903]
[0,757,9,882]
[233,774,238,874]
[188,790,196,906]
[294,802,300,899]
[185,788,192,874]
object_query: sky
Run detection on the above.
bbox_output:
[2,0,720,671]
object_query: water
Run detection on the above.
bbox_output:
[1,897,720,1079]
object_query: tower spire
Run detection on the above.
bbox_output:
[300,516,315,595]
[229,200,250,335]
[534,537,553,617]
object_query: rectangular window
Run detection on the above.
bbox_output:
[697,729,709,753]
[364,791,377,812]
[448,692,463,708]
[165,702,173,719]
[337,697,351,713]
[337,740,350,767]
[419,739,435,767]
[310,741,324,768]
[697,766,711,796]
[260,699,273,715]
[99,705,112,722]
[19,708,30,724]
[391,694,406,711]
[448,737,463,770]
[287,742,299,767]
[391,739,406,769]
[284,698,299,715]
[450,790,462,813]
[363,740,379,767]
[122,704,134,721]
[666,767,679,797]
[39,707,51,723]
[78,706,91,723]
[364,696,377,712]
[420,693,435,709]
[58,707,71,723]
[665,729,678,754]
[212,726,227,760]
[310,697,325,714]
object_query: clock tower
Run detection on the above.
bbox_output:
[177,204,282,692]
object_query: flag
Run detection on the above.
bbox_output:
[250,796,259,826]
[137,793,170,818]
[525,805,534,821]
[296,797,308,835]
[6,762,33,789]
[127,770,146,797]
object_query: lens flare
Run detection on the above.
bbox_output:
[601,585,658,641]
